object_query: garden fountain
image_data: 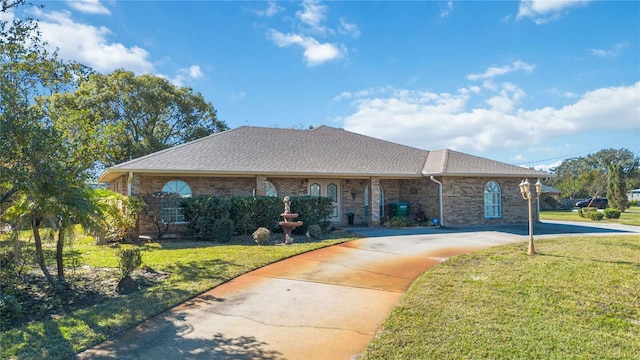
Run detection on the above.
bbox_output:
[279,196,303,245]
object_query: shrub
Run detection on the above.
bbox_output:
[229,197,281,234]
[589,211,604,221]
[140,192,182,240]
[252,227,271,245]
[182,197,231,241]
[116,248,142,279]
[0,294,22,326]
[578,207,597,218]
[96,190,143,243]
[544,197,560,209]
[213,218,234,243]
[387,216,413,227]
[629,200,638,207]
[604,208,621,219]
[308,224,323,239]
[290,196,334,233]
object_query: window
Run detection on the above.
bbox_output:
[263,181,277,197]
[161,180,192,223]
[310,183,321,197]
[484,181,501,218]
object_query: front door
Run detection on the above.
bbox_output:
[309,179,340,223]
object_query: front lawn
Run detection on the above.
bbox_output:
[360,235,640,359]
[540,206,640,226]
[0,232,357,359]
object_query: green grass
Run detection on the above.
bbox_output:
[361,235,640,360]
[0,233,356,359]
[541,206,640,226]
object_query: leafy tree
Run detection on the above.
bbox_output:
[1,1,98,291]
[44,69,228,169]
[607,164,627,211]
[550,149,640,198]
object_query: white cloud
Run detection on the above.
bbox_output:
[264,0,355,66]
[587,42,629,57]
[268,30,345,66]
[163,65,205,86]
[36,9,154,74]
[231,91,246,101]
[517,0,591,23]
[467,60,535,81]
[255,1,283,17]
[339,63,639,156]
[188,65,203,79]
[440,1,454,18]
[296,0,327,33]
[66,0,111,15]
[339,18,360,38]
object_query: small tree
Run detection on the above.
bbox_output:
[140,192,181,239]
[116,248,142,279]
[607,164,628,211]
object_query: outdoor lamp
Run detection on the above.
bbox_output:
[519,179,531,199]
[534,179,542,196]
[519,178,542,255]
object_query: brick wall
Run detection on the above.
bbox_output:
[110,174,532,237]
[441,177,532,226]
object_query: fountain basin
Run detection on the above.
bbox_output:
[279,221,303,228]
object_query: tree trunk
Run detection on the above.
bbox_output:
[31,212,56,290]
[56,227,65,281]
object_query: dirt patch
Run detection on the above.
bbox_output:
[2,265,169,330]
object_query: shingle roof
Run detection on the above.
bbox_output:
[99,126,550,182]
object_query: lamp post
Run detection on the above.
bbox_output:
[519,178,543,255]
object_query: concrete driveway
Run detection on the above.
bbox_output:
[77,221,638,360]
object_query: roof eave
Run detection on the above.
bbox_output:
[99,168,426,183]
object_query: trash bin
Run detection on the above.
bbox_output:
[389,202,409,217]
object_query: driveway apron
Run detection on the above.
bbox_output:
[77,222,638,360]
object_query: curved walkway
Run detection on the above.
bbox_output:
[77,221,638,360]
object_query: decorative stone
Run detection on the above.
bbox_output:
[116,275,139,294]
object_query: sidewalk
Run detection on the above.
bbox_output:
[77,221,638,359]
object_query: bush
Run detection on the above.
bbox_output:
[544,197,560,209]
[229,197,281,234]
[213,218,234,243]
[182,197,231,241]
[116,248,142,279]
[290,196,335,233]
[578,207,597,218]
[387,216,413,227]
[252,227,271,245]
[589,211,604,221]
[308,224,323,239]
[629,200,638,207]
[604,208,621,219]
[0,294,22,326]
[96,190,143,243]
[140,192,182,240]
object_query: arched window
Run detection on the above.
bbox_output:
[310,183,321,197]
[263,181,277,197]
[161,180,192,223]
[484,181,501,219]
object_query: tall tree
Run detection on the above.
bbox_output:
[607,164,628,211]
[1,0,98,291]
[44,69,228,169]
[550,148,640,198]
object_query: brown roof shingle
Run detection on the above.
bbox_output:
[99,126,550,182]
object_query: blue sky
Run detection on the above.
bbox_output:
[8,0,640,171]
